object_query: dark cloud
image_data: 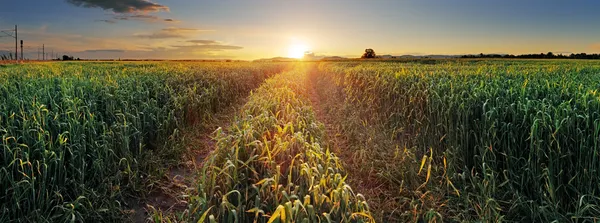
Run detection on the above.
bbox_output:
[98,14,176,24]
[187,40,220,45]
[66,0,168,13]
[82,49,126,53]
[134,27,210,39]
[96,19,117,24]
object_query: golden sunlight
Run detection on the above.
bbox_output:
[287,44,309,59]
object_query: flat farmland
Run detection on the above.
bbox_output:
[2,60,600,222]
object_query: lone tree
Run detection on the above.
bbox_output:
[361,48,376,58]
[62,55,74,61]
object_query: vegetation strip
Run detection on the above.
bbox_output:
[0,62,287,222]
[166,65,374,222]
[307,67,422,222]
[317,60,600,222]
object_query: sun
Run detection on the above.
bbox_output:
[288,44,309,59]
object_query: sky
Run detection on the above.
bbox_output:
[0,0,600,60]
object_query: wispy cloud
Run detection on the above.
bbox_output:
[95,14,178,24]
[5,27,147,54]
[134,27,212,39]
[162,27,204,32]
[171,44,243,51]
[66,0,168,13]
[114,14,158,21]
[186,40,220,45]
[82,49,126,53]
[171,40,243,51]
[96,19,117,24]
[134,32,184,39]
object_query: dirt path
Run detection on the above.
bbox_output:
[305,67,391,221]
[130,98,247,223]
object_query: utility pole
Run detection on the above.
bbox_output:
[15,25,17,63]
[37,47,39,60]
[42,44,45,60]
[20,40,23,60]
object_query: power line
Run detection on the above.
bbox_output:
[0,25,18,62]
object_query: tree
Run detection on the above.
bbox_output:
[361,48,376,58]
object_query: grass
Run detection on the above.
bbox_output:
[316,59,600,222]
[0,61,287,222]
[156,64,374,222]
[3,59,600,222]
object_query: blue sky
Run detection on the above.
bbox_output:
[0,0,599,59]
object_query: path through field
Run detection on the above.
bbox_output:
[306,66,394,222]
[131,98,247,223]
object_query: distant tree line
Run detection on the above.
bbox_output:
[461,52,600,59]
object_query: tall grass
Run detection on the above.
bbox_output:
[0,62,287,222]
[318,60,600,222]
[180,65,374,222]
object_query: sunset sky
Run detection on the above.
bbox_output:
[1,0,599,60]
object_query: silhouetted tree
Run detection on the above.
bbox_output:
[461,52,600,59]
[362,48,376,58]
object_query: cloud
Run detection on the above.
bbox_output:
[171,39,243,51]
[134,32,184,39]
[187,40,220,45]
[1,27,241,60]
[171,44,243,51]
[95,14,178,24]
[65,0,168,13]
[96,19,117,24]
[82,49,126,53]
[114,14,159,21]
[134,27,212,39]
[171,40,243,51]
[7,27,147,55]
[162,27,204,32]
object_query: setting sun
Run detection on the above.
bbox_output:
[287,44,309,59]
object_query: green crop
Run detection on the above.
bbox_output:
[179,65,374,222]
[6,59,599,223]
[317,60,600,222]
[0,62,287,222]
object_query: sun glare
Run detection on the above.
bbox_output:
[288,44,309,59]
